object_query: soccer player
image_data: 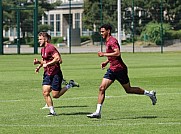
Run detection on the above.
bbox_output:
[34,32,79,116]
[87,24,157,119]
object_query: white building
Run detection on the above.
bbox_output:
[3,0,84,40]
[41,0,84,37]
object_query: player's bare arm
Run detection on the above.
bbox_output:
[43,53,60,67]
[101,59,109,69]
[34,58,46,65]
[98,48,120,57]
[34,58,45,73]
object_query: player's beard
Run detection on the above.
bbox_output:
[40,42,46,47]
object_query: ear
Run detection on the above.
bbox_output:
[44,38,48,42]
[108,29,111,34]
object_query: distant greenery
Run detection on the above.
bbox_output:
[83,0,181,44]
[140,22,171,45]
[166,30,181,40]
[2,0,61,38]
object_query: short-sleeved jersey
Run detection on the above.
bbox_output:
[41,43,61,75]
[106,36,127,72]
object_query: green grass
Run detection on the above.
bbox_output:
[0,52,181,134]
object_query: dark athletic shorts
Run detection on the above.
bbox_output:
[42,71,63,91]
[103,68,130,85]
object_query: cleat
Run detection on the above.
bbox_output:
[46,112,57,117]
[41,104,49,109]
[149,91,157,105]
[62,78,68,85]
[69,80,79,87]
[87,112,101,119]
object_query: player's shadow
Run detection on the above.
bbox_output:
[59,112,91,116]
[54,105,88,109]
[109,115,157,120]
[54,105,90,116]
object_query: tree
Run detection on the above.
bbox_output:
[83,0,117,32]
[162,0,181,30]
[140,22,171,45]
[2,0,62,39]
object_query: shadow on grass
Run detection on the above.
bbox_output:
[58,112,91,116]
[54,105,88,109]
[109,115,158,120]
[53,105,93,116]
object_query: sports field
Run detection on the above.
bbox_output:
[0,52,180,134]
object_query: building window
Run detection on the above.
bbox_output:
[10,27,14,36]
[56,14,61,36]
[50,14,54,36]
[44,14,48,25]
[5,31,9,37]
[75,13,80,28]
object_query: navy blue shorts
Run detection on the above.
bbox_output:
[42,71,63,91]
[103,68,130,85]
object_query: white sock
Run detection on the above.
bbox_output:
[66,84,72,89]
[95,104,102,114]
[49,106,55,114]
[144,90,152,97]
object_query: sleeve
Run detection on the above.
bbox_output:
[111,39,119,50]
[49,45,58,56]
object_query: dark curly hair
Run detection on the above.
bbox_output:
[100,24,112,32]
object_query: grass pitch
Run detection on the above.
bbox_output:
[0,52,180,134]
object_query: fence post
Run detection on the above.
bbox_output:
[34,0,38,54]
[0,0,3,55]
[132,0,135,53]
[160,0,163,53]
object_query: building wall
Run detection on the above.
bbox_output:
[43,0,84,37]
[3,0,84,39]
[43,7,83,37]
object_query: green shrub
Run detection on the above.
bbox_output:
[81,36,91,42]
[3,37,9,42]
[91,32,102,44]
[13,38,26,44]
[166,30,181,40]
[57,37,63,43]
[51,37,64,44]
[26,37,34,47]
[140,22,171,45]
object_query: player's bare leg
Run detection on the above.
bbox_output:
[42,85,56,116]
[87,78,113,118]
[122,82,157,105]
[122,82,144,94]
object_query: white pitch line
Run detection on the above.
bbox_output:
[0,122,180,127]
[0,92,180,103]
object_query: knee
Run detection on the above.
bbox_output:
[99,85,106,93]
[42,90,50,97]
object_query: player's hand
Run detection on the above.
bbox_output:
[35,67,40,73]
[34,58,39,65]
[98,51,104,57]
[101,62,107,70]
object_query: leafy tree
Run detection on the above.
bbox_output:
[38,24,52,32]
[140,22,171,45]
[2,0,61,39]
[83,0,117,32]
[162,0,181,30]
[143,0,181,29]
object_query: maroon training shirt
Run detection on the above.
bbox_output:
[41,43,61,75]
[105,36,127,72]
